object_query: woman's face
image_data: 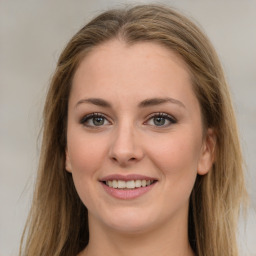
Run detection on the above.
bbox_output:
[66,40,214,234]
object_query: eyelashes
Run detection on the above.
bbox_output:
[146,112,177,127]
[80,113,111,127]
[80,112,177,128]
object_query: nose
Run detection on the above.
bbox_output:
[108,122,144,167]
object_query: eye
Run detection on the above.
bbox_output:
[146,113,177,127]
[80,113,111,127]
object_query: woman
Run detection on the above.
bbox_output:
[20,4,247,256]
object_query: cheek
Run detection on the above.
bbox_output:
[146,130,201,186]
[67,134,106,208]
[67,131,106,175]
[153,135,199,166]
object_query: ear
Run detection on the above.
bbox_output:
[65,149,72,173]
[197,128,216,175]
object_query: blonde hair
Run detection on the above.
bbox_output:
[20,4,247,256]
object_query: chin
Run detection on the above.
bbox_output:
[97,207,159,234]
[106,219,154,235]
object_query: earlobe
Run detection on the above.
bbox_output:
[197,128,216,175]
[65,149,72,173]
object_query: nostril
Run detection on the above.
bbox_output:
[111,156,136,161]
[111,157,118,162]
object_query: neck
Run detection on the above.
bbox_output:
[79,212,195,256]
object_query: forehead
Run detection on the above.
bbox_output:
[74,39,192,81]
[70,39,198,109]
[73,39,190,88]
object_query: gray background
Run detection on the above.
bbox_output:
[0,0,255,255]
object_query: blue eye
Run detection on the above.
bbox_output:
[147,113,176,127]
[80,113,110,127]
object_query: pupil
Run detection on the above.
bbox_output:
[93,117,104,126]
[154,117,165,126]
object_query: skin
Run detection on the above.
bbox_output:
[66,40,215,256]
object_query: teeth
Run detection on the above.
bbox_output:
[135,180,141,188]
[118,180,126,188]
[126,180,135,189]
[112,180,118,188]
[105,179,154,189]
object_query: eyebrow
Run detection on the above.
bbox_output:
[138,97,185,108]
[75,97,185,109]
[76,98,112,108]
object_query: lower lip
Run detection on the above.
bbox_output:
[101,182,157,200]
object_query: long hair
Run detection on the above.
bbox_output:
[20,4,247,256]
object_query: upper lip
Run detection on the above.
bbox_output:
[99,174,158,182]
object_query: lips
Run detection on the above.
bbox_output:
[99,174,158,200]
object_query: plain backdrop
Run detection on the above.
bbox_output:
[0,0,255,255]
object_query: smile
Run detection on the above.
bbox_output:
[100,175,158,200]
[104,180,155,189]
